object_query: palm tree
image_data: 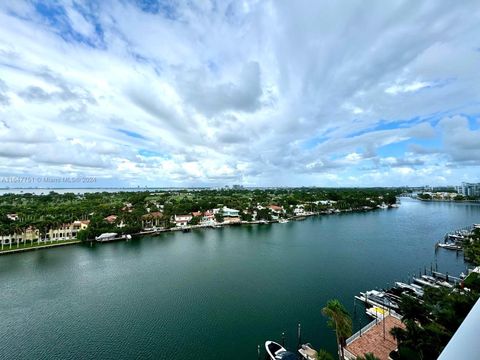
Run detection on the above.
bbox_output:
[322,299,352,360]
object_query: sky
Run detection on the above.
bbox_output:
[0,0,479,188]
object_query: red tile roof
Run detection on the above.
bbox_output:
[104,215,118,223]
[142,212,163,219]
[268,205,283,211]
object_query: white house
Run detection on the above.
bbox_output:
[293,205,305,216]
[174,214,193,227]
[217,206,239,217]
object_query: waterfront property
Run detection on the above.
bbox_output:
[0,220,90,250]
[214,206,239,217]
[47,220,90,241]
[174,214,193,227]
[141,211,164,229]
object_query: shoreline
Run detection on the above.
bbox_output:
[0,206,398,255]
[417,198,480,203]
[0,240,81,256]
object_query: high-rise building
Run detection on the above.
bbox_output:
[458,182,480,197]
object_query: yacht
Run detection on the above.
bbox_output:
[438,243,462,250]
[279,219,289,224]
[413,277,440,288]
[395,282,424,297]
[265,341,298,360]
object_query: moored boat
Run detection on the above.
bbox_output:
[413,277,440,288]
[438,243,462,250]
[265,341,298,360]
[394,282,424,297]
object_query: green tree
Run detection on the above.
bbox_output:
[322,299,352,360]
[189,216,201,225]
[317,349,335,360]
[214,211,224,223]
[356,353,380,360]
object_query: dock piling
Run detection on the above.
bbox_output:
[297,323,301,348]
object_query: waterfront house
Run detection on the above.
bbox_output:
[104,215,125,228]
[141,211,164,229]
[24,226,39,242]
[201,210,215,225]
[0,220,90,249]
[0,234,22,249]
[47,220,90,241]
[293,205,305,215]
[268,205,284,220]
[215,206,239,217]
[174,214,193,227]
[212,206,240,224]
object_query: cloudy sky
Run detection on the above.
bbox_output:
[0,0,479,188]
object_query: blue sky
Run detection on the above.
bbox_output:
[0,0,479,187]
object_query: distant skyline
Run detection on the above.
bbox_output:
[0,1,479,187]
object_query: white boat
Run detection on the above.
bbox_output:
[395,282,424,297]
[279,219,289,223]
[298,343,317,360]
[356,290,399,310]
[265,341,298,360]
[413,277,440,288]
[437,280,454,288]
[473,224,480,229]
[422,275,437,283]
[438,243,462,250]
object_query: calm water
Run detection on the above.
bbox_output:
[0,199,479,360]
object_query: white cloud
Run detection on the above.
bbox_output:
[0,1,479,186]
[385,81,431,95]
